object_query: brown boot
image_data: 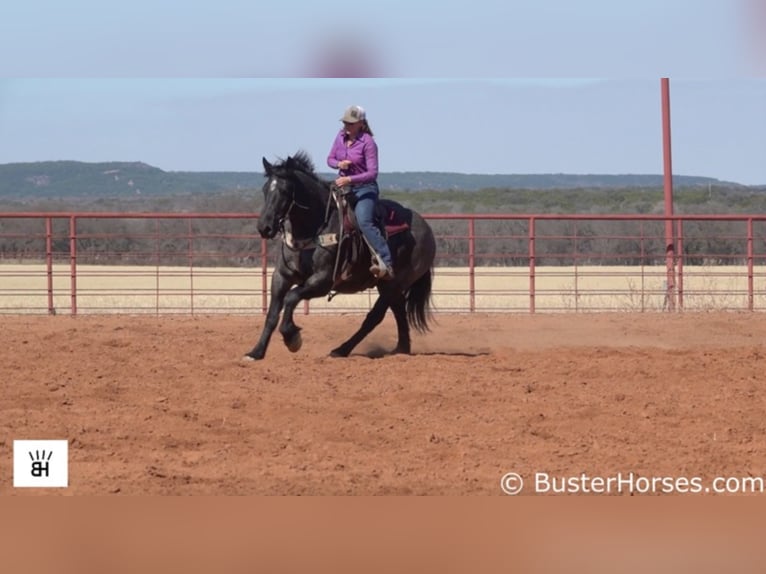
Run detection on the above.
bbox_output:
[370,264,395,280]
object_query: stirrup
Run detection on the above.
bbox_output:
[370,264,394,280]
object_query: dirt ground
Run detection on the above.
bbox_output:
[2,311,765,495]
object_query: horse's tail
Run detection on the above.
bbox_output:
[406,267,434,334]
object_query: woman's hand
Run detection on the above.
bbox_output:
[337,160,352,170]
[335,176,352,187]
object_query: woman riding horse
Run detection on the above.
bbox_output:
[327,104,394,280]
[245,151,436,360]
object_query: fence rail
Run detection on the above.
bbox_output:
[2,212,766,315]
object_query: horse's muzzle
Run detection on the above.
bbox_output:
[257,222,277,239]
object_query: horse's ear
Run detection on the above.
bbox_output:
[262,157,273,175]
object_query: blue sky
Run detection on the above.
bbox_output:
[0,1,764,184]
[0,0,759,76]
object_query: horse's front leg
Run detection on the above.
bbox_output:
[278,271,333,352]
[245,272,293,360]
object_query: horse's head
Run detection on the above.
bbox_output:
[258,156,300,239]
[258,157,286,238]
[258,152,326,239]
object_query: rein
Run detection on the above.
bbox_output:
[280,185,348,294]
[278,181,341,252]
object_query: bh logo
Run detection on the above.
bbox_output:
[30,450,53,477]
[14,440,69,488]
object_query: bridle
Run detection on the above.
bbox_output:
[267,175,311,235]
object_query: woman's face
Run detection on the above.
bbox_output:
[343,121,363,137]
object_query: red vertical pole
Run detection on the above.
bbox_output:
[46,217,54,315]
[640,221,646,312]
[69,216,77,316]
[747,218,754,311]
[188,219,194,315]
[528,217,536,313]
[676,219,684,310]
[468,217,475,312]
[661,78,676,311]
[155,219,160,315]
[573,223,579,312]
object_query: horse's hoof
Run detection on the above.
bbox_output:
[286,332,302,353]
[329,347,349,358]
[243,351,263,361]
[393,345,411,355]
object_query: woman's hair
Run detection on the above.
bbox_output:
[361,120,374,137]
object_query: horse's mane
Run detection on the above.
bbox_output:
[290,150,316,174]
[272,150,317,178]
[267,150,330,199]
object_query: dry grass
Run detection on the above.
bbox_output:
[1,263,766,314]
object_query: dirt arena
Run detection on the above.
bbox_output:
[1,311,765,495]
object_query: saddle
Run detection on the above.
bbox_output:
[343,200,410,238]
[328,186,410,293]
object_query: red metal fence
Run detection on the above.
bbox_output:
[2,212,766,315]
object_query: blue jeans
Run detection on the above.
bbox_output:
[351,182,393,267]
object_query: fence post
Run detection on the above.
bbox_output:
[468,217,475,312]
[573,223,579,312]
[155,219,160,315]
[676,219,684,310]
[188,219,194,315]
[46,217,54,315]
[661,78,677,312]
[639,221,646,312]
[664,241,676,312]
[529,217,536,313]
[69,216,77,316]
[747,218,754,311]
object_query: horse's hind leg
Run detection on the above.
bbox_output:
[388,292,411,355]
[329,295,389,358]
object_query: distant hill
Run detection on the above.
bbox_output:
[377,172,743,191]
[0,161,258,198]
[0,160,748,198]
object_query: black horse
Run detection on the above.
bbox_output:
[245,151,436,360]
